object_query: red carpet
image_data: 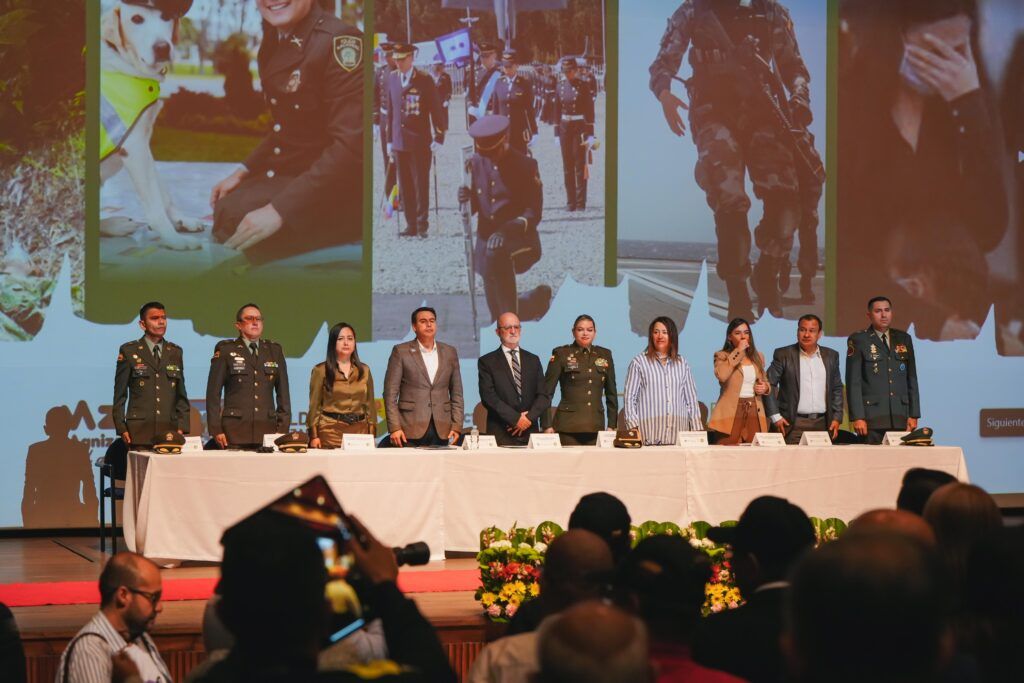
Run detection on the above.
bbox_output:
[0,569,481,608]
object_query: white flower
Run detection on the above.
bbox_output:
[533,542,548,553]
[519,542,533,550]
[490,540,513,549]
[701,538,715,549]
[688,538,702,548]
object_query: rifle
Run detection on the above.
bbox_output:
[459,144,480,341]
[690,9,825,185]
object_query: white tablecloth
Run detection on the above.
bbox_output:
[124,446,968,560]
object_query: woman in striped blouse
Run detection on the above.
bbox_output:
[623,316,702,445]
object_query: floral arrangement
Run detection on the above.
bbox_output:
[475,516,848,622]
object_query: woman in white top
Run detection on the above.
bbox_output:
[623,316,702,445]
[708,318,769,444]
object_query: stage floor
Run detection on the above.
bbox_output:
[2,537,486,682]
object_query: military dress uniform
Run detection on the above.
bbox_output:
[649,0,820,318]
[846,327,920,445]
[471,44,503,121]
[465,116,550,322]
[212,3,363,264]
[206,338,291,448]
[374,59,397,200]
[495,72,538,155]
[384,61,445,237]
[432,67,453,131]
[554,60,596,211]
[542,343,618,446]
[113,338,190,447]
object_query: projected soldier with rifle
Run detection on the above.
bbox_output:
[649,0,824,320]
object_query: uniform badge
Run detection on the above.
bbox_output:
[290,35,303,50]
[286,69,302,93]
[229,352,237,357]
[333,35,362,72]
[594,357,609,368]
[895,344,908,355]
[869,343,877,355]
[132,354,140,360]
[847,340,855,357]
[899,363,906,372]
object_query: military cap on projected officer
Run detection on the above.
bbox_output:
[494,48,539,155]
[459,115,552,323]
[209,0,363,264]
[113,302,190,448]
[383,41,446,238]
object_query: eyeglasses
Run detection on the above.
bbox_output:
[499,324,521,330]
[240,316,264,323]
[128,588,162,606]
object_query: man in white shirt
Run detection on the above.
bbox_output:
[765,314,844,444]
[384,307,463,447]
[468,530,614,683]
[58,552,171,683]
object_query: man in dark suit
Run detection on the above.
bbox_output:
[112,301,190,448]
[478,312,550,445]
[383,307,463,447]
[206,303,291,449]
[384,43,445,238]
[693,496,816,683]
[764,313,844,444]
[846,296,921,444]
[210,0,363,263]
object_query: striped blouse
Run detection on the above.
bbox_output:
[623,351,702,445]
[57,611,171,683]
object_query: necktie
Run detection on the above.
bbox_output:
[249,342,258,358]
[879,333,890,354]
[509,349,522,398]
[153,344,161,365]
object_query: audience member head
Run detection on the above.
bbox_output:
[923,483,1002,586]
[963,526,1024,682]
[216,512,327,660]
[540,529,615,613]
[707,495,815,595]
[849,508,936,546]
[536,601,652,683]
[98,552,164,639]
[568,492,632,564]
[617,535,710,643]
[785,531,948,683]
[897,467,957,515]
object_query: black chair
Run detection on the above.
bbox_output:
[96,438,128,554]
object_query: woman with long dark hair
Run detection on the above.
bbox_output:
[308,323,375,448]
[708,319,769,444]
[623,316,702,445]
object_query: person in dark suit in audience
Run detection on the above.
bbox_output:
[693,496,816,683]
[764,313,843,444]
[478,312,550,445]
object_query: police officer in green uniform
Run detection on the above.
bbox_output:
[113,302,191,448]
[209,0,363,264]
[555,57,597,212]
[846,296,921,445]
[542,314,618,445]
[206,303,292,449]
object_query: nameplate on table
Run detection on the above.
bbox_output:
[596,431,617,449]
[262,433,285,451]
[751,432,787,447]
[463,435,499,450]
[676,431,709,447]
[528,433,562,449]
[882,431,911,446]
[342,434,377,451]
[799,431,833,447]
[182,436,204,453]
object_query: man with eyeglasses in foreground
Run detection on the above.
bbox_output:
[206,303,291,449]
[58,552,171,683]
[478,312,550,445]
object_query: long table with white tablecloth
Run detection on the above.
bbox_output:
[124,446,969,561]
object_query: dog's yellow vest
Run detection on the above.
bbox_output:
[99,71,161,160]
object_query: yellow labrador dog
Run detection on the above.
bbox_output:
[99,0,203,250]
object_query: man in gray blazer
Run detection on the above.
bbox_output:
[384,307,464,446]
[764,314,844,444]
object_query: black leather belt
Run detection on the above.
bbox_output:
[323,411,366,424]
[797,412,824,419]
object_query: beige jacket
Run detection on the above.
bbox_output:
[707,348,768,435]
